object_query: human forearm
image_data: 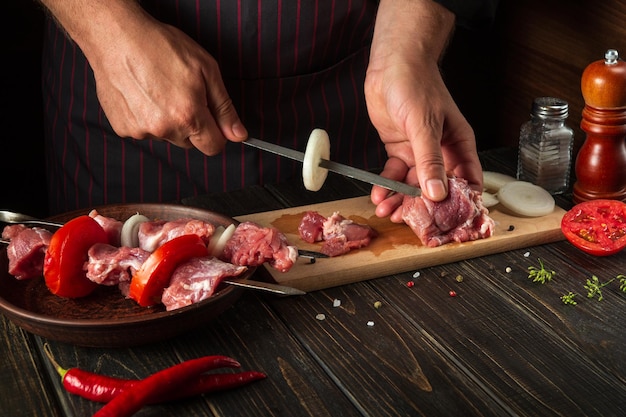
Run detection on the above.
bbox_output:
[369,0,456,70]
[38,0,154,68]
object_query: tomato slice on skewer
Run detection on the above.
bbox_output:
[560,199,626,256]
[43,215,110,298]
[129,234,209,307]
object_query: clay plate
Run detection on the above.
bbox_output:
[0,204,254,348]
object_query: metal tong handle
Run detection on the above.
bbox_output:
[0,210,63,228]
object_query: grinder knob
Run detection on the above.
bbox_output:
[581,49,626,108]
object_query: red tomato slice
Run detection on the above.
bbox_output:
[561,199,626,256]
[129,234,209,307]
[43,215,110,298]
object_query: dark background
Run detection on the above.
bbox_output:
[3,1,625,218]
[2,1,47,218]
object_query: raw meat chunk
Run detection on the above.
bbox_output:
[223,222,297,272]
[402,177,494,247]
[138,218,216,252]
[162,257,247,311]
[298,211,326,243]
[2,225,52,279]
[298,211,377,257]
[84,243,150,286]
[89,209,123,246]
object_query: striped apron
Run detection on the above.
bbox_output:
[41,0,384,214]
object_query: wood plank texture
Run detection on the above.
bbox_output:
[0,317,62,417]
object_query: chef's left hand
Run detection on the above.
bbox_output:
[365,0,483,222]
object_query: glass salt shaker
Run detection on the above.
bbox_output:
[516,97,574,194]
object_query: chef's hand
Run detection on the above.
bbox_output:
[365,0,482,222]
[40,0,247,156]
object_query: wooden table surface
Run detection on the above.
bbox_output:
[2,148,626,417]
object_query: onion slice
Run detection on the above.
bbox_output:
[481,191,499,208]
[483,171,516,193]
[497,181,555,217]
[302,128,330,191]
[207,223,236,257]
[120,213,150,247]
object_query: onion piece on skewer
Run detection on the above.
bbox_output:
[207,224,236,257]
[302,129,331,192]
[120,213,150,248]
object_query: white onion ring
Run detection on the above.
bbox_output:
[207,224,236,257]
[302,128,330,192]
[483,171,517,193]
[120,213,150,247]
[497,181,555,217]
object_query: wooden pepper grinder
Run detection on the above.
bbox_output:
[573,49,626,203]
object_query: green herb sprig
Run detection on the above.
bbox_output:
[584,275,613,301]
[527,258,556,284]
[560,292,578,305]
[618,275,626,292]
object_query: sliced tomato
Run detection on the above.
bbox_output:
[129,234,209,307]
[561,199,626,256]
[43,215,110,298]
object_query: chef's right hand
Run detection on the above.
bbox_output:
[45,0,247,155]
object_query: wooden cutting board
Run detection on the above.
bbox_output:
[236,196,566,292]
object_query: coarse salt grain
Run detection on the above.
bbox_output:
[333,299,341,307]
[315,314,326,321]
[412,271,421,278]
[367,321,375,327]
[523,251,530,257]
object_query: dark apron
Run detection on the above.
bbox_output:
[42,0,384,214]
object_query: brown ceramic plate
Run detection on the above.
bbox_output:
[0,204,254,348]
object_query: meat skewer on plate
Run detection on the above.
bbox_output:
[1,212,308,309]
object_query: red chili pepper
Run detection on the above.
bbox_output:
[92,355,246,417]
[61,367,126,401]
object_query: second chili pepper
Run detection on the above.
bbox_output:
[63,369,266,403]
[92,355,248,417]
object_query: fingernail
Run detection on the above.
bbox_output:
[232,122,248,139]
[426,179,447,201]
